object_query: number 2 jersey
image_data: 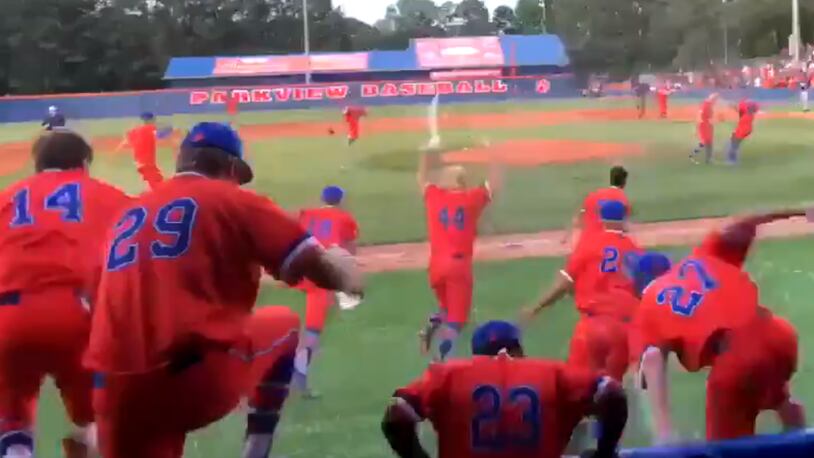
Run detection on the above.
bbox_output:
[0,169,131,294]
[424,184,491,261]
[636,240,760,372]
[394,353,602,458]
[85,173,314,374]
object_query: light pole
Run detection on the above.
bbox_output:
[792,0,801,64]
[303,0,312,84]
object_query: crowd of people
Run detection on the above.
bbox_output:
[0,107,809,458]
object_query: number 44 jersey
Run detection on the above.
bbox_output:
[394,354,602,458]
[0,169,131,293]
[86,173,312,374]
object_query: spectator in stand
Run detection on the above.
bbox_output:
[41,106,66,131]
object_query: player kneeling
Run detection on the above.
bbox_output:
[382,320,628,458]
[85,122,364,458]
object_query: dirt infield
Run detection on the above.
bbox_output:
[442,139,643,166]
[355,216,814,273]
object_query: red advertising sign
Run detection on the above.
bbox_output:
[213,53,369,77]
[415,37,505,69]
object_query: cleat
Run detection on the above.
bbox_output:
[419,322,440,356]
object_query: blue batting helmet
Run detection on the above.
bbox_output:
[322,186,345,205]
[471,320,521,356]
[632,251,672,295]
[600,200,627,222]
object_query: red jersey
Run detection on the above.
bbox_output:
[699,99,715,124]
[563,230,641,317]
[86,173,314,374]
[737,100,758,127]
[394,354,601,458]
[0,169,131,294]
[580,187,630,235]
[343,106,367,122]
[127,124,157,164]
[298,206,358,249]
[636,254,759,372]
[424,184,490,259]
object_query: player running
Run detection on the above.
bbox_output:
[343,105,367,146]
[726,98,758,165]
[114,112,173,190]
[383,320,628,458]
[634,211,807,443]
[563,166,630,246]
[524,200,641,381]
[85,122,364,458]
[690,92,719,164]
[0,130,131,458]
[416,146,502,362]
[293,185,360,398]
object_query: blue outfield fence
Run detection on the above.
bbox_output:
[0,77,805,124]
[617,430,814,457]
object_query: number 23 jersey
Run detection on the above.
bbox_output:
[424,184,491,260]
[86,173,311,374]
[394,354,601,458]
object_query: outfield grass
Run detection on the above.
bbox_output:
[29,236,814,457]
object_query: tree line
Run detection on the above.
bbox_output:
[1,0,813,95]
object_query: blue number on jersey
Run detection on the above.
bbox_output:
[106,198,199,271]
[439,206,465,231]
[106,207,148,271]
[44,183,82,222]
[10,183,82,227]
[600,247,619,273]
[151,198,198,258]
[656,259,718,317]
[471,385,541,451]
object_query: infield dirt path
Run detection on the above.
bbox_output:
[356,216,814,273]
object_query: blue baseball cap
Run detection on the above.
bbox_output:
[600,200,628,222]
[471,320,521,356]
[321,186,345,205]
[182,122,252,184]
[632,251,672,295]
[140,112,155,121]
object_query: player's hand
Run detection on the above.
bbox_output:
[519,306,540,324]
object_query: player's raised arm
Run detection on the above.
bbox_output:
[484,141,504,198]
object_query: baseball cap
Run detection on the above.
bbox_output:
[632,251,672,295]
[471,320,521,356]
[322,186,345,205]
[140,112,155,121]
[600,200,627,222]
[182,122,252,184]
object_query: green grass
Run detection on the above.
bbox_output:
[2,99,813,244]
[30,237,814,456]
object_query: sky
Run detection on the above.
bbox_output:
[335,0,509,25]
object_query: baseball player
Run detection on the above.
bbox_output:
[0,130,132,458]
[293,185,359,398]
[85,122,364,458]
[416,147,502,362]
[114,112,172,190]
[690,93,718,164]
[656,82,672,118]
[524,200,641,381]
[343,105,367,146]
[726,98,758,165]
[634,211,806,443]
[564,166,631,247]
[41,105,66,131]
[383,320,628,458]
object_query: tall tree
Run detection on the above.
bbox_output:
[515,0,543,34]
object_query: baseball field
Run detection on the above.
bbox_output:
[4,96,814,457]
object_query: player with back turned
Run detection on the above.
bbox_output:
[563,166,630,247]
[416,144,502,362]
[383,320,627,458]
[634,211,806,443]
[85,122,364,458]
[0,130,131,458]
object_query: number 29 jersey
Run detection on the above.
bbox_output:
[0,169,131,293]
[424,184,491,260]
[86,173,312,374]
[394,354,600,458]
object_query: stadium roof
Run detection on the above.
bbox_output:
[163,35,570,80]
